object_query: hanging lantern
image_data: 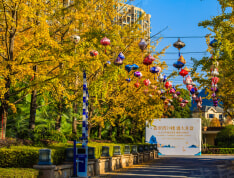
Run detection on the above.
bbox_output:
[138,38,147,51]
[134,82,140,88]
[100,37,110,53]
[90,50,98,57]
[161,89,166,94]
[104,61,111,67]
[160,96,166,100]
[209,39,218,48]
[173,61,184,70]
[143,54,155,66]
[126,78,131,82]
[157,90,161,95]
[190,88,195,94]
[212,77,219,85]
[71,35,80,44]
[179,69,188,78]
[180,103,186,107]
[114,57,123,66]
[186,84,193,91]
[165,81,172,89]
[183,67,191,72]
[158,74,164,83]
[182,100,189,104]
[176,91,181,96]
[173,38,185,50]
[173,38,185,56]
[118,52,125,60]
[211,68,219,76]
[150,66,157,73]
[170,88,176,94]
[178,55,186,64]
[134,71,142,78]
[211,87,218,92]
[156,66,162,73]
[192,93,196,100]
[173,93,178,99]
[185,76,193,85]
[143,79,151,86]
[163,75,167,83]
[150,85,157,89]
[132,64,139,70]
[125,65,132,73]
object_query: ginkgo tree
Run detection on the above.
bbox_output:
[0,0,174,141]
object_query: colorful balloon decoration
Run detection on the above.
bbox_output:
[143,79,151,86]
[209,39,218,47]
[71,35,80,44]
[100,37,110,54]
[134,71,142,79]
[164,81,172,89]
[210,59,220,107]
[173,61,184,70]
[173,38,185,56]
[134,82,140,88]
[118,52,125,60]
[90,50,98,57]
[138,38,147,52]
[114,57,123,66]
[179,69,188,78]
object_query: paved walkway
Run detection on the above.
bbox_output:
[105,156,234,178]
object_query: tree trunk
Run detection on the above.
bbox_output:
[29,90,37,130]
[98,124,102,139]
[72,103,77,134]
[109,125,112,137]
[55,102,62,131]
[122,125,125,135]
[0,107,8,140]
[29,66,37,130]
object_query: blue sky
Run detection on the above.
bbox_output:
[130,0,221,86]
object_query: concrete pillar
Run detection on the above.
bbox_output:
[33,165,56,178]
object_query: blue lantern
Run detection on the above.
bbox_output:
[118,52,125,60]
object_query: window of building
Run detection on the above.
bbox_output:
[209,114,214,118]
[219,114,223,119]
[127,17,130,23]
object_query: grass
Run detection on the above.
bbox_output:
[0,168,39,178]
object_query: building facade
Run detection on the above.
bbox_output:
[116,3,151,38]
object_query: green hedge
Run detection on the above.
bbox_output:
[0,146,65,168]
[0,168,39,178]
[0,142,150,168]
[202,148,234,154]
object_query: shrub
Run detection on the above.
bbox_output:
[215,125,234,148]
[202,148,234,154]
[0,146,66,168]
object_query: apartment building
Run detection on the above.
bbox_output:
[116,3,151,39]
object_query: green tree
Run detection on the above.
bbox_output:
[192,0,233,118]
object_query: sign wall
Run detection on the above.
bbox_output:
[146,118,201,156]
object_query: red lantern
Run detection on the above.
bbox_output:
[164,81,172,89]
[178,97,183,102]
[179,69,188,78]
[100,37,110,54]
[90,50,98,57]
[143,79,151,86]
[143,54,155,66]
[212,77,219,85]
[186,84,193,91]
[134,82,140,88]
[180,103,186,107]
